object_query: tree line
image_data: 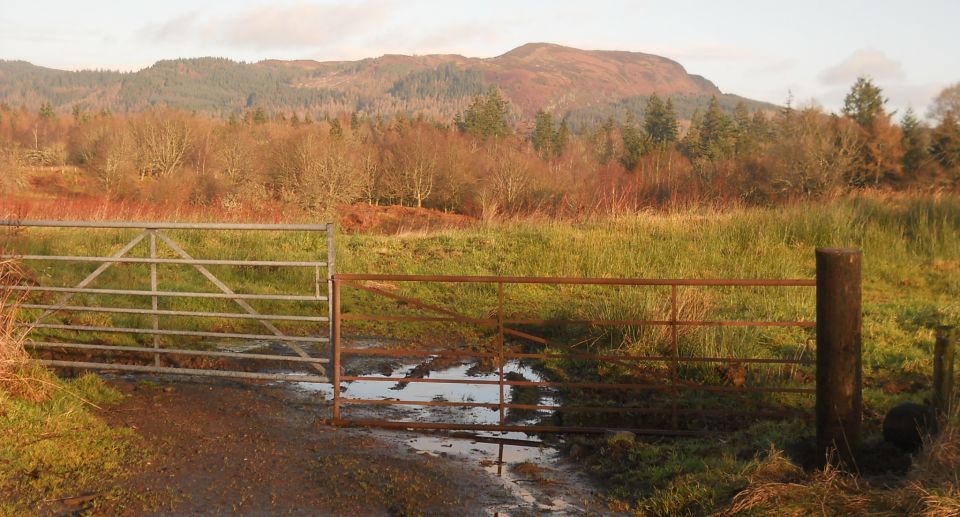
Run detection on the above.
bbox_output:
[2,78,958,218]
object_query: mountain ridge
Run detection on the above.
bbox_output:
[0,43,777,123]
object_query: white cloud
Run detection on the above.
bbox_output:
[818,48,905,85]
[143,1,393,51]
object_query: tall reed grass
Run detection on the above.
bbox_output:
[0,259,52,401]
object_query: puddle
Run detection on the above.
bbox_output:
[290,352,608,514]
[297,358,560,429]
[400,434,590,514]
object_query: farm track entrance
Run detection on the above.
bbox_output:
[2,220,819,436]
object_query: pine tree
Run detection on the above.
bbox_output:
[733,101,751,156]
[900,108,930,176]
[843,77,886,127]
[681,109,704,160]
[841,78,904,186]
[700,97,735,161]
[39,101,55,119]
[932,111,960,171]
[620,113,646,172]
[644,94,678,146]
[457,87,511,139]
[532,110,556,158]
[662,98,678,142]
[597,117,616,165]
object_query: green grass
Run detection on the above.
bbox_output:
[5,194,960,514]
[336,195,959,375]
[0,373,143,516]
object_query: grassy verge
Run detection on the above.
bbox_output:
[0,260,142,516]
[0,374,143,516]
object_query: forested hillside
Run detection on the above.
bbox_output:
[0,43,775,123]
[3,77,958,220]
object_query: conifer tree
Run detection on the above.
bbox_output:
[39,101,55,119]
[457,87,511,139]
[843,77,886,127]
[900,108,929,176]
[532,110,556,158]
[644,94,678,146]
[700,97,735,160]
[620,113,646,172]
[932,111,960,171]
[681,109,704,160]
[554,116,570,157]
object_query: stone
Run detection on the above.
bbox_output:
[882,402,938,451]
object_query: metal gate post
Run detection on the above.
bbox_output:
[670,284,679,430]
[149,229,160,366]
[333,279,342,421]
[815,248,862,467]
[497,281,505,426]
[327,223,341,422]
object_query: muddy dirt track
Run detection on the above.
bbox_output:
[91,377,611,516]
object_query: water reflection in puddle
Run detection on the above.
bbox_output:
[404,435,582,514]
[293,356,602,514]
[298,359,559,427]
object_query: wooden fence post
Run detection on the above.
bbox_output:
[816,248,862,467]
[933,325,956,419]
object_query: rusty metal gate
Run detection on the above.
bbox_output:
[1,219,822,437]
[0,220,334,383]
[330,275,817,436]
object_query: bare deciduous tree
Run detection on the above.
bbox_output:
[132,112,191,179]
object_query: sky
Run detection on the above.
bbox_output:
[1,0,957,117]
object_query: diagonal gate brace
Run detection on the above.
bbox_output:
[155,231,326,376]
[34,231,149,325]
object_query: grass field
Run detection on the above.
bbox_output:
[3,193,959,514]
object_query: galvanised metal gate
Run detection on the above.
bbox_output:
[0,220,333,383]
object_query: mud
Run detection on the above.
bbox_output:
[93,374,613,516]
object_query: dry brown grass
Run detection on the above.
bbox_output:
[719,408,960,516]
[906,408,960,516]
[0,259,54,402]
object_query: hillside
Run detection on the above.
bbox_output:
[0,43,776,123]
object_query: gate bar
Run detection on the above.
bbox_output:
[331,419,707,436]
[337,274,815,286]
[27,323,329,342]
[38,359,328,382]
[19,304,329,322]
[0,220,329,231]
[27,341,329,363]
[2,255,328,267]
[2,285,326,301]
